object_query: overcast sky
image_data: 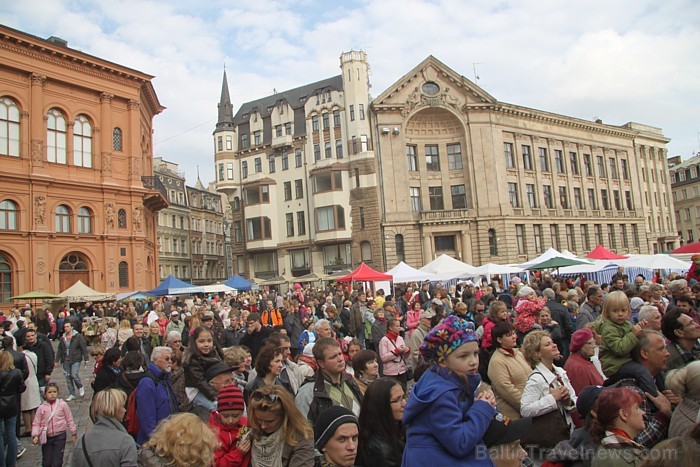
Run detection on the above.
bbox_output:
[4,0,699,185]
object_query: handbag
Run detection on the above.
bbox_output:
[520,372,571,449]
[38,401,59,445]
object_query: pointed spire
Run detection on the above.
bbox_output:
[195,165,205,190]
[216,69,234,131]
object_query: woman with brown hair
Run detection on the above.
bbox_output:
[245,344,294,401]
[248,385,314,467]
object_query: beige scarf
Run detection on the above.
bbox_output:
[251,428,285,467]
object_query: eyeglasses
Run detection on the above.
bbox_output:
[390,394,408,405]
[252,391,279,403]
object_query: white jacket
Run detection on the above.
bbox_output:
[520,362,578,428]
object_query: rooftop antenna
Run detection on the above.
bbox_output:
[197,165,200,179]
[473,62,484,85]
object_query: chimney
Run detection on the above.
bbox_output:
[47,36,68,48]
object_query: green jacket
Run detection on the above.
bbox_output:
[591,432,646,467]
[596,318,637,377]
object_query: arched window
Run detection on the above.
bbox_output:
[47,108,66,164]
[488,228,498,256]
[73,114,92,167]
[55,205,71,233]
[360,241,372,261]
[395,234,405,263]
[119,261,129,287]
[59,253,88,270]
[0,253,12,304]
[0,200,17,230]
[0,97,20,157]
[113,127,123,151]
[118,209,127,229]
[78,207,91,234]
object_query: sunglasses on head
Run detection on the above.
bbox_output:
[252,390,279,403]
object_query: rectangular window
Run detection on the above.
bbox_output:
[316,205,345,231]
[322,112,329,129]
[275,125,282,137]
[566,224,575,251]
[406,145,418,172]
[632,224,639,247]
[217,136,223,151]
[218,163,224,181]
[551,224,561,250]
[574,187,584,209]
[269,156,276,173]
[325,142,332,158]
[254,157,262,173]
[333,110,340,126]
[295,179,304,199]
[515,224,526,254]
[539,147,549,172]
[282,151,289,170]
[312,115,319,132]
[504,142,515,169]
[581,225,591,251]
[286,213,294,237]
[429,186,445,210]
[314,172,343,193]
[621,159,629,180]
[583,154,592,177]
[426,145,440,171]
[360,207,365,229]
[447,144,463,170]
[555,150,566,174]
[410,187,421,213]
[526,184,537,208]
[608,224,616,249]
[621,224,629,248]
[609,157,618,179]
[625,191,633,210]
[246,217,272,240]
[241,134,249,148]
[360,135,368,152]
[242,161,248,178]
[359,104,365,120]
[508,182,519,207]
[297,211,306,235]
[336,141,343,158]
[451,185,467,209]
[534,224,543,253]
[543,185,553,209]
[226,163,234,180]
[285,122,292,135]
[601,189,610,210]
[283,181,292,201]
[314,144,321,161]
[594,224,603,245]
[349,105,355,121]
[588,188,597,210]
[254,131,261,145]
[597,155,606,177]
[225,135,232,150]
[559,186,569,209]
[291,249,309,270]
[295,149,302,167]
[569,152,579,175]
[352,136,357,154]
[522,145,533,170]
[614,190,621,210]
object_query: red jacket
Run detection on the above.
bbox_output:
[208,412,250,467]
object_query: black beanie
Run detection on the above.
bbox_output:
[314,406,358,450]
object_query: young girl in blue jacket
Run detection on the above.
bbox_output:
[402,315,497,466]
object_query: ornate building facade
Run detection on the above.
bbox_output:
[186,182,227,284]
[373,56,677,266]
[669,154,700,245]
[214,51,383,279]
[0,25,166,307]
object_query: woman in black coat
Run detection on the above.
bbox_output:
[356,377,406,467]
[0,350,26,464]
[92,347,122,395]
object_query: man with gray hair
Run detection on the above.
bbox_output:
[668,279,690,306]
[576,286,603,330]
[315,319,333,339]
[134,346,178,444]
[637,305,662,331]
[165,331,183,352]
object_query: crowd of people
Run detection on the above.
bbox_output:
[2,267,700,466]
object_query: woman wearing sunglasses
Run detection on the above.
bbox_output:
[248,385,314,466]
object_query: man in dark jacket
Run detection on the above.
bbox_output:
[22,328,54,389]
[221,313,245,347]
[542,288,574,360]
[240,313,271,361]
[295,338,363,427]
[283,304,305,359]
[55,322,89,401]
[121,322,153,364]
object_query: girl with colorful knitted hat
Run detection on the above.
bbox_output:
[401,315,498,466]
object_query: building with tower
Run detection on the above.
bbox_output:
[0,25,166,308]
[214,51,383,279]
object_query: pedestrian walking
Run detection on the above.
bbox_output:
[55,322,89,401]
[31,383,77,467]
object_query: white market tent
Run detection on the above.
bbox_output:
[519,248,592,269]
[59,280,115,302]
[472,263,524,275]
[420,254,478,280]
[619,254,690,270]
[387,261,438,283]
[169,284,237,295]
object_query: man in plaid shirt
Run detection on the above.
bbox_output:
[615,330,674,448]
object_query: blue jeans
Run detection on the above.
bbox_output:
[62,361,82,397]
[0,415,17,467]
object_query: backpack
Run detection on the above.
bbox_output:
[125,373,156,436]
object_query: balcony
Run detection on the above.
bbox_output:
[272,134,293,149]
[420,209,473,222]
[141,176,169,211]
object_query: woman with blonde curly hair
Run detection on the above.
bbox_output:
[248,385,314,466]
[138,412,218,467]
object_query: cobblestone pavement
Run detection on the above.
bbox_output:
[18,341,97,467]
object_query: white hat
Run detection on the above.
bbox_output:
[518,286,535,298]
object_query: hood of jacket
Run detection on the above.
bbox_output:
[403,365,481,426]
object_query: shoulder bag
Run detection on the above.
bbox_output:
[520,371,570,449]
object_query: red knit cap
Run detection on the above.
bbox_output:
[217,385,245,412]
